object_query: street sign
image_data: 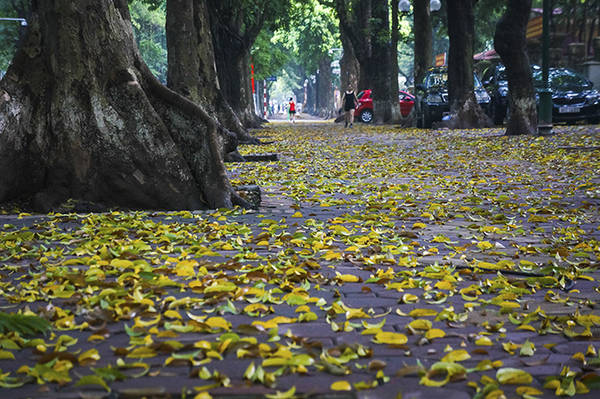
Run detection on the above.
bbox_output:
[266,76,277,82]
[526,16,543,40]
[435,53,446,67]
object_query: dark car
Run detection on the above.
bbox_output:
[355,89,415,123]
[415,67,491,128]
[533,68,600,124]
[482,64,511,125]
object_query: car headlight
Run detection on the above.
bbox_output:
[476,91,491,103]
[426,94,444,103]
[585,92,600,105]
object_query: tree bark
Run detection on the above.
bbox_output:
[335,0,395,123]
[446,0,490,128]
[414,0,433,87]
[207,1,264,129]
[390,0,402,123]
[495,0,537,136]
[340,31,360,93]
[0,0,245,211]
[317,56,335,118]
[166,0,255,144]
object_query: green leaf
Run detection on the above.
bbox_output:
[75,375,111,392]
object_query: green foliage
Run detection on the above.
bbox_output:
[129,0,167,83]
[251,30,290,81]
[0,0,28,74]
[0,312,51,336]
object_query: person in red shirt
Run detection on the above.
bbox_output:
[288,97,296,123]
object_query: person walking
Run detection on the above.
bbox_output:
[342,87,358,128]
[288,98,296,123]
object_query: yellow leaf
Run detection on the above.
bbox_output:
[265,386,297,399]
[435,280,454,290]
[127,347,157,359]
[475,336,493,346]
[516,386,543,396]
[194,393,213,399]
[496,368,533,385]
[401,294,419,303]
[408,319,432,331]
[425,329,446,340]
[252,316,297,330]
[420,362,466,387]
[291,211,303,218]
[412,222,426,229]
[322,250,342,261]
[441,349,471,363]
[409,308,438,318]
[164,310,182,319]
[373,331,408,345]
[336,273,360,283]
[205,317,231,331]
[0,350,15,360]
[175,259,198,277]
[331,381,352,391]
[110,259,134,268]
[78,348,100,365]
[477,241,494,250]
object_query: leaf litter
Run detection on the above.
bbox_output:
[0,123,599,397]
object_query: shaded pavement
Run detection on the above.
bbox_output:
[1,122,600,398]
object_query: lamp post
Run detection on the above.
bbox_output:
[0,17,27,26]
[537,0,552,135]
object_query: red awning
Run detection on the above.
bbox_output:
[474,49,499,60]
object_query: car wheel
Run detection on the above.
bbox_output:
[360,110,373,123]
[492,102,505,125]
[422,106,432,129]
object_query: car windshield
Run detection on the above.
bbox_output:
[427,71,483,89]
[426,73,447,88]
[533,68,590,90]
[497,67,507,82]
[357,91,365,99]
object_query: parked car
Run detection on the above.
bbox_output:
[482,64,510,125]
[533,67,600,124]
[483,64,599,125]
[415,67,491,128]
[355,89,415,123]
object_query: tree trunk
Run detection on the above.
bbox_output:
[446,0,490,128]
[207,2,264,129]
[165,0,255,144]
[335,0,394,123]
[317,56,334,118]
[0,0,245,211]
[414,0,433,87]
[390,0,402,123]
[495,0,537,136]
[340,31,360,93]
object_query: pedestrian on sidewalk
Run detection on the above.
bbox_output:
[342,87,358,128]
[288,98,296,123]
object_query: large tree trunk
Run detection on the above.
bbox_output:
[389,0,402,123]
[317,56,335,118]
[335,0,395,124]
[414,0,433,87]
[207,2,264,129]
[495,0,537,136]
[446,0,490,128]
[340,32,360,93]
[0,0,245,211]
[166,0,255,144]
